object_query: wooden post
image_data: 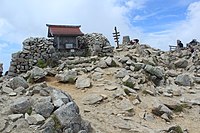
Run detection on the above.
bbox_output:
[113,26,120,48]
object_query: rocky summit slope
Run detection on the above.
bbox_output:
[1,41,200,133]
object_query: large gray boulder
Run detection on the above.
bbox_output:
[152,101,173,117]
[10,97,31,114]
[54,102,80,130]
[55,70,77,83]
[92,72,103,81]
[166,70,179,77]
[97,60,108,68]
[175,74,193,86]
[133,63,145,71]
[115,68,129,78]
[51,89,72,107]
[193,76,200,84]
[75,76,91,89]
[161,98,181,110]
[45,67,58,76]
[105,57,117,67]
[119,56,130,63]
[29,67,47,82]
[25,113,45,125]
[40,117,55,133]
[115,98,134,111]
[82,94,103,105]
[174,59,188,68]
[9,77,29,89]
[41,100,92,132]
[34,101,54,118]
[144,65,164,79]
[8,114,23,122]
[2,86,13,94]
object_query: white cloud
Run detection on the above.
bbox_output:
[133,11,161,21]
[0,0,146,46]
[171,1,200,41]
[141,1,200,51]
[0,42,8,51]
[0,18,13,37]
[125,0,146,10]
[0,0,199,51]
[0,42,9,71]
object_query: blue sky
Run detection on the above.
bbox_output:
[130,0,197,32]
[131,1,187,32]
[0,0,200,72]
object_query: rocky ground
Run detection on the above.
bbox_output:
[47,75,200,133]
[1,43,200,133]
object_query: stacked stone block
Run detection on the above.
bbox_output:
[8,37,55,77]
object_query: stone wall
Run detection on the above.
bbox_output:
[77,33,114,56]
[56,49,86,57]
[8,37,56,77]
[8,33,114,77]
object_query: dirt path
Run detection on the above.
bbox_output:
[46,76,125,132]
[46,76,200,133]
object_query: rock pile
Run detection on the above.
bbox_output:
[4,35,200,132]
[50,42,200,132]
[0,76,92,133]
[8,33,114,77]
[77,33,114,56]
[8,37,55,77]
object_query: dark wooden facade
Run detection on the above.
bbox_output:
[53,36,78,50]
[46,24,84,51]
